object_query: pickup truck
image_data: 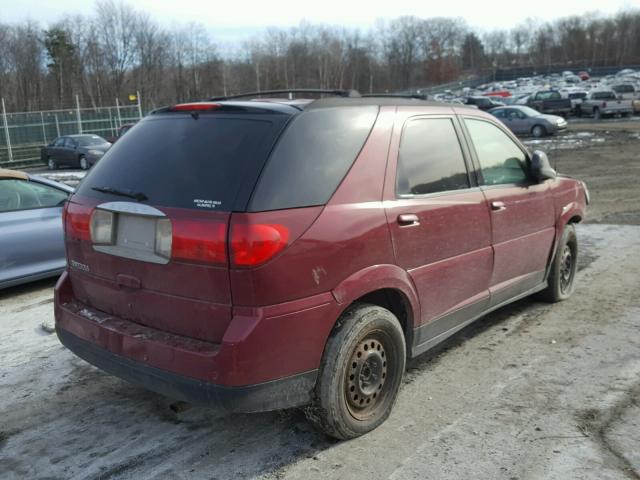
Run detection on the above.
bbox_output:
[579,90,634,119]
[527,90,572,117]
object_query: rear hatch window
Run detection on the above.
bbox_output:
[76,113,287,211]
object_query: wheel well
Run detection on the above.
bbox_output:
[568,215,582,224]
[355,288,414,349]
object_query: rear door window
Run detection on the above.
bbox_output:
[249,106,378,211]
[396,118,470,196]
[76,114,285,211]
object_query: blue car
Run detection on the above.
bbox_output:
[0,169,73,288]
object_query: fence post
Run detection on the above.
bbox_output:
[54,114,61,137]
[40,112,47,144]
[1,98,13,163]
[136,91,143,120]
[75,95,83,133]
[115,98,123,127]
[108,108,115,136]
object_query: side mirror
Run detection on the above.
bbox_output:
[530,150,557,181]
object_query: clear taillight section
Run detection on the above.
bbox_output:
[154,218,173,259]
[90,209,115,245]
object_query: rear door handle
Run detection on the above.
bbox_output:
[491,201,506,212]
[397,214,420,226]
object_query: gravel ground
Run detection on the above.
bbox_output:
[3,120,640,479]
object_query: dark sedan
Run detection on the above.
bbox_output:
[0,169,73,289]
[489,106,567,137]
[41,134,111,170]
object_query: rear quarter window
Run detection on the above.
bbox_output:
[249,106,378,211]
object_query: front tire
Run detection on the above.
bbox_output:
[79,155,88,170]
[306,303,406,440]
[539,224,578,302]
[532,125,546,138]
[47,157,57,170]
[594,108,601,120]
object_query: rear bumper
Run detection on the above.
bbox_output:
[54,270,341,411]
[57,327,316,412]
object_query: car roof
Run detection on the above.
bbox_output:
[0,168,29,180]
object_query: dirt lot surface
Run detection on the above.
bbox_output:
[2,119,640,479]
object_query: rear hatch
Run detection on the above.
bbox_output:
[65,105,291,342]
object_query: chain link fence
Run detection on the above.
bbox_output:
[0,95,143,169]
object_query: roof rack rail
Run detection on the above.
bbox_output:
[209,89,361,101]
[361,93,428,100]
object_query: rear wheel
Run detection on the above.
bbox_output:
[532,125,546,138]
[539,224,578,302]
[594,108,601,120]
[306,303,406,440]
[79,155,88,170]
[47,157,57,170]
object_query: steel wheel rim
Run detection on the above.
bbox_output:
[344,331,392,421]
[48,159,54,169]
[80,157,87,169]
[559,244,574,293]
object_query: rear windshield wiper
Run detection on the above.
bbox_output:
[91,186,148,202]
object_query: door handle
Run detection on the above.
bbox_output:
[491,201,506,212]
[397,213,420,226]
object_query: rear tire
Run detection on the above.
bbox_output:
[539,224,578,303]
[47,157,57,170]
[305,303,406,440]
[594,108,601,120]
[79,156,88,170]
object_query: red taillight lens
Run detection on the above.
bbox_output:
[171,219,227,265]
[64,203,92,241]
[231,224,290,267]
[170,103,221,111]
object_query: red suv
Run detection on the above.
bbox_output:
[55,91,588,439]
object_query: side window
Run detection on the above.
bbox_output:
[464,119,529,186]
[64,138,76,148]
[492,109,505,118]
[0,179,68,212]
[396,118,470,196]
[53,137,65,147]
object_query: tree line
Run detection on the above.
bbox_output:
[1,1,640,112]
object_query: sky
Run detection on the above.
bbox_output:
[2,0,640,42]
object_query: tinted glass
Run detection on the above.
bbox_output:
[249,106,378,211]
[77,115,282,211]
[465,119,529,186]
[64,138,76,148]
[592,92,616,100]
[536,91,561,101]
[53,137,65,147]
[0,179,68,212]
[396,118,469,196]
[492,109,505,118]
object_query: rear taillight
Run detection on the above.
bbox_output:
[64,203,92,241]
[90,209,115,245]
[602,101,607,108]
[171,219,227,265]
[231,223,290,267]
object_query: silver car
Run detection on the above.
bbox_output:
[489,106,567,138]
[0,169,73,288]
